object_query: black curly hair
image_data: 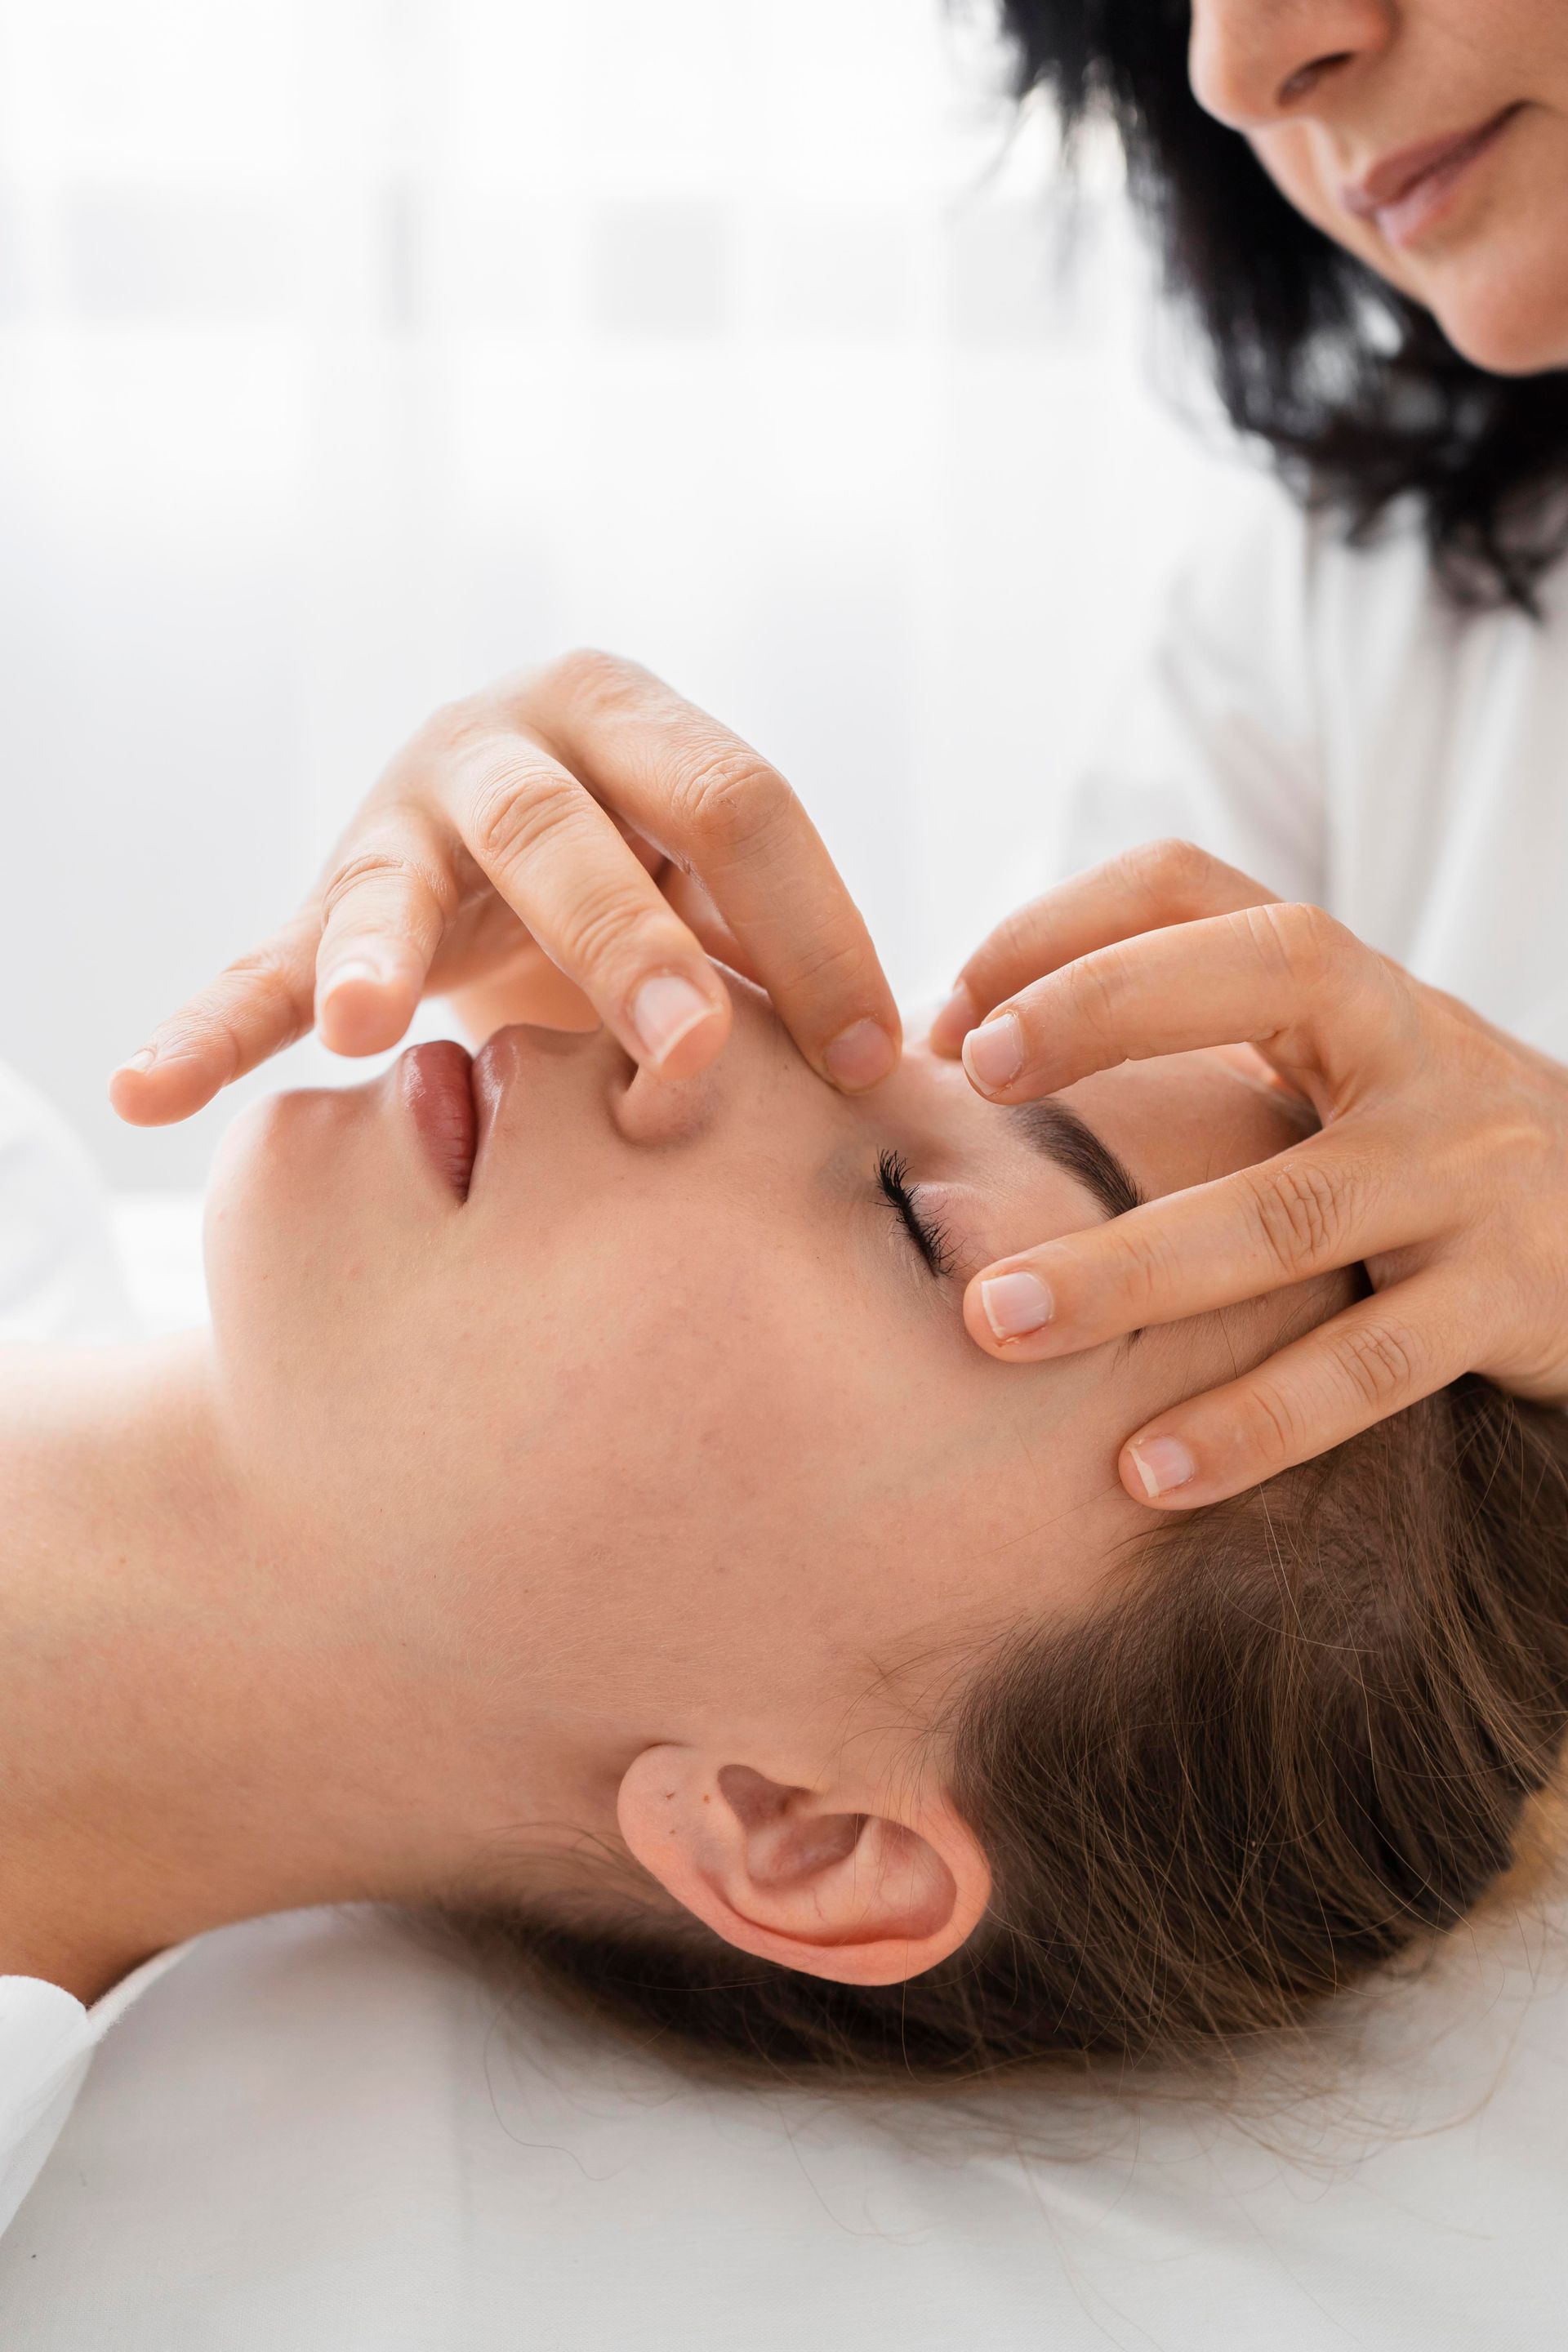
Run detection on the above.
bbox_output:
[995,1,1568,612]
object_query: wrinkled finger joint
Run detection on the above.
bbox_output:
[1120,835,1216,920]
[320,846,456,925]
[1249,1157,1347,1276]
[665,743,795,863]
[1100,1219,1183,1318]
[1330,1318,1418,1411]
[533,646,643,715]
[1239,1379,1306,1473]
[1062,944,1133,1044]
[1249,899,1344,991]
[554,893,688,988]
[466,761,587,878]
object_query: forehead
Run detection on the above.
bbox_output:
[1060,1050,1314,1201]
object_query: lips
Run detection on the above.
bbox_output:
[1342,106,1521,246]
[398,1040,477,1200]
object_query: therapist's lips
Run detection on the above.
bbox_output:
[399,1040,477,1200]
[1342,107,1521,248]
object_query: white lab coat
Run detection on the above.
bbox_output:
[5,490,1568,2346]
[1064,483,1568,1058]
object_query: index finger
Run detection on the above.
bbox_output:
[512,651,900,1091]
[109,911,318,1125]
[929,839,1279,1057]
[955,902,1408,1109]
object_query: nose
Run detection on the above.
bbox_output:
[1188,0,1392,131]
[611,969,802,1150]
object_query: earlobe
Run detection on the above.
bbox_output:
[617,1744,991,1987]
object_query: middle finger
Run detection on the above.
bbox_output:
[438,725,734,1076]
[956,904,1403,1105]
[963,1131,1426,1358]
[515,654,900,1089]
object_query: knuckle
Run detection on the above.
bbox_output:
[417,692,482,751]
[1236,1379,1307,1473]
[1121,835,1216,911]
[186,943,305,1077]
[1328,1316,1419,1410]
[777,924,866,996]
[1246,1156,1348,1276]
[1062,942,1132,1041]
[1098,1216,1182,1318]
[666,743,794,861]
[404,691,514,778]
[526,646,640,717]
[552,890,677,985]
[320,845,453,928]
[466,759,583,876]
[983,898,1050,980]
[217,939,301,1013]
[1249,898,1345,990]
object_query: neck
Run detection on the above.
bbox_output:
[0,1339,594,2001]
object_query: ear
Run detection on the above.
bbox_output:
[617,1746,991,1986]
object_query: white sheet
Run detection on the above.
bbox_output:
[3,1900,1566,2349]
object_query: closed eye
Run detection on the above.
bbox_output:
[876,1150,956,1280]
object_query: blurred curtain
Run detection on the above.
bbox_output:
[0,0,1245,1184]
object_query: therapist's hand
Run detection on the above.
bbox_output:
[109,650,899,1124]
[929,839,1568,1508]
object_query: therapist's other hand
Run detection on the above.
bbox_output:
[929,839,1568,1508]
[109,650,899,1125]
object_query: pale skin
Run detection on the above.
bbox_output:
[9,990,1321,2002]
[109,2,1568,1510]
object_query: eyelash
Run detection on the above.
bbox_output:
[875,1149,956,1280]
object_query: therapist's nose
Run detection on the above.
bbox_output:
[1188,0,1392,131]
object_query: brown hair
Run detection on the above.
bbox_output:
[456,1377,1568,2084]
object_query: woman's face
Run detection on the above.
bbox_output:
[204,980,1317,1802]
[1188,0,1568,372]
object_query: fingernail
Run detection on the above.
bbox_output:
[980,1270,1054,1340]
[632,973,716,1069]
[927,985,975,1056]
[962,1013,1023,1094]
[1126,1437,1197,1499]
[319,956,389,1001]
[116,1045,157,1077]
[822,1017,896,1092]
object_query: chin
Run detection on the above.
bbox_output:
[203,1085,377,1348]
[1428,255,1568,376]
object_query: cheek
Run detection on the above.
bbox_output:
[1250,125,1342,238]
[203,1089,500,1547]
[535,1247,920,1566]
[207,1087,469,1409]
[1247,127,1423,301]
[568,1276,1057,1646]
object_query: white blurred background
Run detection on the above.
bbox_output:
[0,0,1254,1214]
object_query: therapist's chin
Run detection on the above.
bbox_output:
[1421,247,1568,376]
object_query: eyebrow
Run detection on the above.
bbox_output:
[1005,1098,1143,1222]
